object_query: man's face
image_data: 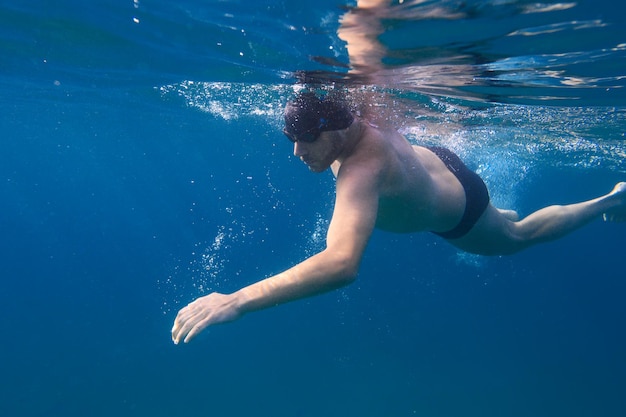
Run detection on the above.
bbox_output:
[292,132,341,173]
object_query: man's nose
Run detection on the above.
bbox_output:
[293,141,306,156]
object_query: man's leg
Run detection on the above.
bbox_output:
[453,182,626,255]
[512,182,626,245]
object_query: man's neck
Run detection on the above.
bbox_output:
[336,119,367,164]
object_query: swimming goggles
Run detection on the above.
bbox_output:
[283,118,329,143]
[283,126,320,143]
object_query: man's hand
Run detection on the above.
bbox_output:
[171,292,242,344]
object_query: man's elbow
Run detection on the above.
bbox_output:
[330,253,360,286]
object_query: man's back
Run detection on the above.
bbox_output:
[332,121,468,234]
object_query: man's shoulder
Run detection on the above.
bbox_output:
[354,124,397,157]
[335,139,391,190]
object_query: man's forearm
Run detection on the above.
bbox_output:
[233,249,358,314]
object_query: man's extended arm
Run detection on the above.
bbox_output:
[171,160,381,344]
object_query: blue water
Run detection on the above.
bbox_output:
[1,1,625,416]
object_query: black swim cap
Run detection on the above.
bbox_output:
[284,92,354,141]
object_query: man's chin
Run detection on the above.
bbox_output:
[306,163,326,173]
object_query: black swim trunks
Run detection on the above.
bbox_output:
[427,146,490,239]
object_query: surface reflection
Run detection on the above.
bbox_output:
[305,0,626,105]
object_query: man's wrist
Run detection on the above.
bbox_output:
[231,288,251,315]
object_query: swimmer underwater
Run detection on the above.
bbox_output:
[171,91,626,344]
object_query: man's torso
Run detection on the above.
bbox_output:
[333,123,468,234]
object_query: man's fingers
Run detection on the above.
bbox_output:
[172,319,186,344]
[171,307,191,343]
[174,318,197,344]
[183,322,206,344]
[172,321,193,344]
[171,304,212,344]
[171,293,236,344]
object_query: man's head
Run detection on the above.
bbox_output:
[283,91,354,143]
[283,91,355,172]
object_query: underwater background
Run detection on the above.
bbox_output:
[1,1,625,416]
